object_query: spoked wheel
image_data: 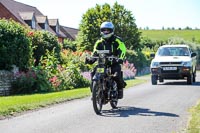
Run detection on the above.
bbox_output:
[92,81,103,115]
[110,81,118,109]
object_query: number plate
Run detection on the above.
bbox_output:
[97,68,104,73]
[163,67,177,70]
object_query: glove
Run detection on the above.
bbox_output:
[118,59,123,64]
[85,57,96,64]
[85,57,90,64]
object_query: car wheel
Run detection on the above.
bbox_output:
[151,75,157,85]
[187,74,193,85]
[192,70,196,82]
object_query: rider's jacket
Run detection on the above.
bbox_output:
[92,35,126,60]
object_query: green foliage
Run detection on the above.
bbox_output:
[140,37,164,51]
[77,2,141,51]
[140,36,200,66]
[33,66,52,92]
[34,49,90,92]
[140,29,200,43]
[62,39,77,51]
[60,50,90,87]
[187,100,200,133]
[64,63,90,88]
[0,88,91,116]
[11,70,37,94]
[0,19,32,70]
[11,48,90,94]
[34,49,60,92]
[30,30,61,66]
[126,50,150,73]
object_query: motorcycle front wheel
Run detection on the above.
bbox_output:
[110,81,118,109]
[92,81,103,115]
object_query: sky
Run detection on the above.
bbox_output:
[15,0,200,29]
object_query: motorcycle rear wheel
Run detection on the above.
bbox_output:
[92,81,103,114]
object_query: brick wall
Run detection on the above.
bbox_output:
[0,3,19,22]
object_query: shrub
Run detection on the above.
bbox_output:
[60,50,90,88]
[30,30,61,66]
[11,70,37,94]
[31,49,90,93]
[126,50,150,74]
[0,19,32,71]
[122,60,137,79]
[62,39,77,51]
[34,49,60,92]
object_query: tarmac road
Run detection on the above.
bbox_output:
[0,72,200,133]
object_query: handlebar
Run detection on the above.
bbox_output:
[91,55,119,62]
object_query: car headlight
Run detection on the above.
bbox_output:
[151,62,159,68]
[182,61,192,67]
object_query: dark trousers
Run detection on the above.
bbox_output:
[110,63,124,90]
[90,63,124,91]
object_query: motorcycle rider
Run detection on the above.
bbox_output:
[85,21,126,99]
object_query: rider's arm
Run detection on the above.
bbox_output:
[86,39,102,64]
[115,38,126,59]
[92,39,102,56]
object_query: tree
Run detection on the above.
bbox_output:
[185,26,192,30]
[76,2,141,51]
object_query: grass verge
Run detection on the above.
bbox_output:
[0,88,91,118]
[187,100,200,133]
[0,77,147,118]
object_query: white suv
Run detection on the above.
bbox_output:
[150,44,197,85]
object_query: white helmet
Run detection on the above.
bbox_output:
[100,22,114,39]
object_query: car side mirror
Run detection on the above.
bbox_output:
[191,52,197,57]
[150,53,155,58]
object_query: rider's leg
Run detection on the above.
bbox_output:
[111,64,124,99]
[90,67,97,92]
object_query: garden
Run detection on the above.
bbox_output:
[0,19,137,95]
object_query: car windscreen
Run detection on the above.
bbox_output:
[157,47,189,56]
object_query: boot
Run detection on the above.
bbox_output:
[118,89,123,99]
[123,81,127,88]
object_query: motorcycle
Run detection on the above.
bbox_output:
[89,50,121,114]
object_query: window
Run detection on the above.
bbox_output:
[158,47,189,56]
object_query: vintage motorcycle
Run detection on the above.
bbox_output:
[88,50,121,114]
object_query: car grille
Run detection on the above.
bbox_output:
[160,62,182,65]
[161,69,179,73]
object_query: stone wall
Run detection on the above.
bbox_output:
[0,70,14,96]
[136,67,150,76]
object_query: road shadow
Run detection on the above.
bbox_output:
[100,106,179,118]
[158,81,200,86]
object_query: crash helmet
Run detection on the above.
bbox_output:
[100,21,114,39]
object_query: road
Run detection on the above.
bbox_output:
[0,73,200,133]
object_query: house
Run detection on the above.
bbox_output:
[0,0,78,42]
[61,26,79,41]
[49,19,66,43]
